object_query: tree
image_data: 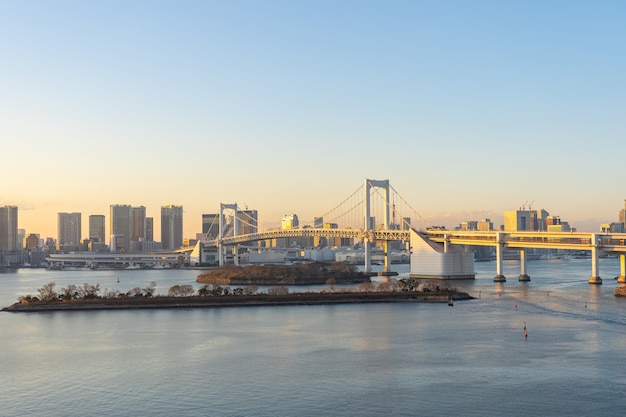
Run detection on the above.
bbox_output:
[243,285,258,296]
[143,281,156,297]
[358,282,373,293]
[326,278,337,292]
[38,282,58,302]
[78,283,101,299]
[60,284,79,300]
[168,284,194,297]
[197,284,213,296]
[267,286,289,296]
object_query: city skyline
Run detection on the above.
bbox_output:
[2,1,625,239]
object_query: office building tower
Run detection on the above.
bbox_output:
[503,210,538,232]
[202,213,220,241]
[161,205,183,250]
[131,206,146,241]
[58,212,82,249]
[146,217,154,241]
[282,214,299,230]
[25,233,40,250]
[89,215,106,243]
[238,210,258,235]
[477,219,494,231]
[110,204,132,252]
[17,229,25,250]
[0,205,18,251]
[619,200,626,226]
[314,217,324,228]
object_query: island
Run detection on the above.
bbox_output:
[1,267,472,312]
[196,262,371,286]
[2,290,472,312]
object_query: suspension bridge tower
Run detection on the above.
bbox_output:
[219,203,239,266]
[363,179,391,274]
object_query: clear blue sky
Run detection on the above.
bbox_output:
[1,0,625,239]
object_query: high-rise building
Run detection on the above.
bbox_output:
[238,210,258,235]
[146,217,154,241]
[110,204,132,252]
[131,206,146,241]
[0,206,18,251]
[619,200,626,226]
[89,215,106,243]
[477,219,494,231]
[25,233,40,250]
[202,213,220,241]
[503,210,538,231]
[58,212,82,249]
[282,214,299,230]
[161,205,183,250]
[17,229,25,250]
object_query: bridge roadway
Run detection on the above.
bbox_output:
[213,228,626,284]
[46,252,183,268]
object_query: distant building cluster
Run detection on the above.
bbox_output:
[600,200,626,233]
[3,198,626,268]
[454,208,573,233]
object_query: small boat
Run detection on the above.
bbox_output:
[448,297,454,306]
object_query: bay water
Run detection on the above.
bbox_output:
[1,258,626,416]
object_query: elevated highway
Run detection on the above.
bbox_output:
[212,228,626,284]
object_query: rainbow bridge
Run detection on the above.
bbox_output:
[208,179,626,285]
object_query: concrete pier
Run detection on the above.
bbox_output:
[519,249,530,281]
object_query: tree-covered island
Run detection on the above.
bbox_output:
[2,263,473,312]
[196,262,370,286]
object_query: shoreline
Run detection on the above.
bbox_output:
[2,291,472,312]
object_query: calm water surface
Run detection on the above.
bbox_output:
[1,259,626,416]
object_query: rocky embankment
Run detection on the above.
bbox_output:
[197,262,371,285]
[615,286,626,297]
[2,291,472,312]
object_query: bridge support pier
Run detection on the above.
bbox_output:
[617,254,626,283]
[494,232,506,282]
[364,238,371,274]
[588,233,602,284]
[519,249,530,281]
[383,241,389,273]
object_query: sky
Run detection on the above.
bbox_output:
[1,0,625,241]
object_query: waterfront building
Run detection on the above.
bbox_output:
[58,212,82,251]
[17,229,25,250]
[161,204,183,250]
[548,223,571,232]
[0,205,18,251]
[477,218,494,231]
[238,209,258,236]
[202,213,220,241]
[601,222,625,233]
[131,206,147,242]
[282,214,299,230]
[314,217,324,228]
[25,233,40,250]
[89,215,106,243]
[110,204,132,252]
[459,221,478,231]
[146,217,154,241]
[503,210,538,232]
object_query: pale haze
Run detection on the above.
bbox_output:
[1,1,625,241]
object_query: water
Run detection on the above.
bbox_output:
[1,258,626,416]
